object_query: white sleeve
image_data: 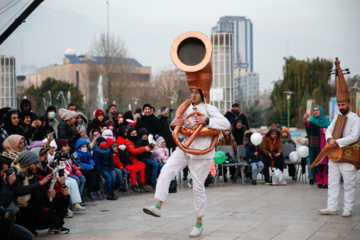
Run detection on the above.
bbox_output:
[206,104,231,130]
[325,115,337,141]
[336,115,360,148]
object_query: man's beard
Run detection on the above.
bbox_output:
[26,168,34,177]
[340,107,350,115]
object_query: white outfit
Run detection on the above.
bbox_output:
[65,177,82,204]
[155,102,230,218]
[325,111,360,212]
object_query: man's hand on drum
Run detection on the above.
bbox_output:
[171,117,185,127]
[194,114,207,125]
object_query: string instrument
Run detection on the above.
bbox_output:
[170,32,219,155]
[310,58,360,169]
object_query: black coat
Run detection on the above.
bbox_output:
[158,115,176,151]
[118,149,132,167]
[224,111,249,130]
[57,123,79,151]
[136,138,152,160]
[135,114,161,136]
[232,125,246,146]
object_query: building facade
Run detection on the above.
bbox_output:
[210,32,233,114]
[212,16,253,72]
[0,56,17,108]
[233,70,259,105]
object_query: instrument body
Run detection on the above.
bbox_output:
[171,32,219,155]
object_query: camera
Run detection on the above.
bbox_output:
[4,168,25,184]
[54,151,70,160]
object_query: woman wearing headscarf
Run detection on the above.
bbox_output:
[1,134,25,163]
[303,105,330,188]
[2,109,25,138]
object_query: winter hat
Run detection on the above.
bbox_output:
[124,111,134,120]
[117,137,126,146]
[280,128,289,134]
[55,139,68,150]
[58,108,76,121]
[75,138,88,150]
[232,103,239,107]
[106,138,118,148]
[95,109,105,118]
[74,112,88,124]
[275,123,283,131]
[20,99,31,109]
[142,103,151,111]
[244,130,253,139]
[96,136,106,144]
[138,128,149,137]
[156,136,165,146]
[160,106,168,113]
[102,129,114,139]
[106,121,114,127]
[18,151,40,168]
[27,141,44,150]
[42,138,57,150]
[46,106,56,114]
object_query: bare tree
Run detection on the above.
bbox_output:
[88,33,134,109]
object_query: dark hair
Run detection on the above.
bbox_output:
[151,106,155,112]
[232,103,239,107]
[108,104,117,110]
[68,103,76,109]
[135,108,142,114]
[0,157,9,171]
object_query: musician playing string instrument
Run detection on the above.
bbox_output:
[318,59,360,218]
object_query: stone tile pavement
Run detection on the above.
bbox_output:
[35,171,360,240]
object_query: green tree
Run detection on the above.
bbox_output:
[245,103,264,128]
[24,78,84,113]
[270,57,335,127]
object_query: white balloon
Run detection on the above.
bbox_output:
[289,151,300,162]
[250,133,263,146]
[297,146,309,158]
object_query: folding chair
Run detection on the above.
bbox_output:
[216,145,242,186]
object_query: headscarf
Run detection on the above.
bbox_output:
[3,109,25,136]
[2,135,25,154]
[309,105,330,128]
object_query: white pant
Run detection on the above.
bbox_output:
[65,177,82,204]
[327,160,357,212]
[155,148,211,218]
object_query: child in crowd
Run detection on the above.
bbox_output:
[280,128,297,180]
[74,138,101,200]
[117,137,145,192]
[153,136,169,164]
[53,139,86,211]
[89,129,100,151]
[136,128,163,189]
[126,128,154,192]
[245,132,264,185]
[260,124,284,184]
[106,138,128,193]
[217,128,237,182]
[88,109,106,135]
[92,137,118,200]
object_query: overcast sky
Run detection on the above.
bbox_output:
[0,0,359,92]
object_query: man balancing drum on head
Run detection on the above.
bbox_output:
[314,58,360,218]
[143,32,230,238]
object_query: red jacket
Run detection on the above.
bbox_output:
[125,138,146,168]
[112,152,124,169]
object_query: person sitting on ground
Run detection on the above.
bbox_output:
[280,127,297,181]
[245,132,264,185]
[117,137,145,193]
[153,136,170,164]
[52,139,86,211]
[92,137,118,200]
[12,151,70,236]
[106,138,128,193]
[260,124,284,184]
[1,134,25,163]
[136,128,163,189]
[126,128,154,192]
[74,138,100,200]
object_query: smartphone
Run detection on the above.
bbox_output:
[47,133,54,141]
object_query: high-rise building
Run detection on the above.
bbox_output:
[210,32,233,114]
[0,56,17,108]
[212,16,259,106]
[212,16,253,72]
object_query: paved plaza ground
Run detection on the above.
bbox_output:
[35,170,360,240]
